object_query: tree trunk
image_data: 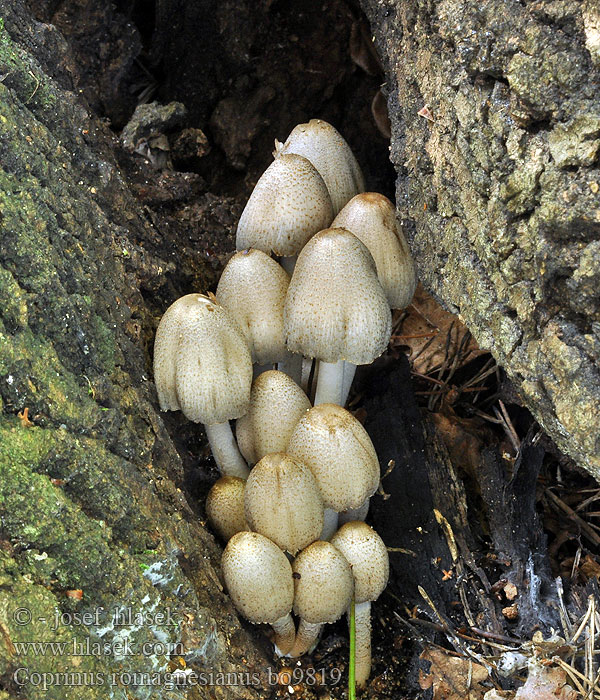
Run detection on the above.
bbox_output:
[0,3,271,698]
[360,0,600,480]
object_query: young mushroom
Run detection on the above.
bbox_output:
[284,228,391,406]
[244,452,324,555]
[153,293,252,478]
[290,540,354,657]
[222,531,296,655]
[286,403,380,539]
[332,192,417,311]
[330,522,389,689]
[235,370,311,466]
[235,153,333,270]
[216,249,292,376]
[206,476,248,542]
[274,119,365,215]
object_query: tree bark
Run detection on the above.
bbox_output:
[0,4,271,698]
[361,0,600,480]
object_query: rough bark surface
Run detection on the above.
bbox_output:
[0,3,272,698]
[361,0,600,479]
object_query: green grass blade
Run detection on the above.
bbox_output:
[349,595,356,700]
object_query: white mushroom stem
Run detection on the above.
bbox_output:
[340,361,357,406]
[205,422,250,478]
[289,620,322,657]
[353,601,372,689]
[301,358,314,394]
[279,256,297,275]
[339,498,370,525]
[314,360,344,406]
[320,508,339,541]
[253,363,274,379]
[271,613,297,656]
[276,352,303,385]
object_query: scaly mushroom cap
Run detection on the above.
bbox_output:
[153,293,252,424]
[274,119,365,215]
[216,249,290,365]
[236,154,333,257]
[330,522,389,604]
[235,370,311,465]
[222,531,294,624]
[332,193,417,309]
[292,541,354,624]
[244,452,324,555]
[206,476,248,542]
[284,228,392,365]
[286,403,380,512]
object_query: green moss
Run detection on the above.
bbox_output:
[0,266,28,329]
[0,323,103,428]
[0,28,56,111]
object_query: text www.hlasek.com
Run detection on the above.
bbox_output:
[13,637,181,658]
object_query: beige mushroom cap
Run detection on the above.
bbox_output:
[206,476,248,542]
[216,249,290,364]
[286,403,380,512]
[244,452,324,555]
[222,531,294,624]
[153,293,252,424]
[292,541,354,624]
[235,370,311,465]
[284,228,392,365]
[330,522,389,604]
[332,193,417,309]
[275,119,365,215]
[236,153,334,257]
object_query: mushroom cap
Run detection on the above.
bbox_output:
[222,531,294,624]
[275,119,365,215]
[292,541,354,624]
[286,403,380,512]
[235,370,311,465]
[244,452,324,555]
[330,522,389,604]
[153,293,252,424]
[235,410,255,466]
[332,193,417,309]
[283,228,392,365]
[216,249,290,365]
[236,153,333,257]
[206,476,248,541]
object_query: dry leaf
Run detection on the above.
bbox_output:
[579,553,600,581]
[514,663,576,700]
[431,410,490,479]
[504,582,518,601]
[420,647,489,700]
[392,283,485,375]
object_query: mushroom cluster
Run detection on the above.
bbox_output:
[153,118,416,688]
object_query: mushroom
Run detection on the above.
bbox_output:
[244,452,324,555]
[206,476,248,541]
[332,192,417,310]
[235,370,311,466]
[286,403,380,539]
[289,540,354,657]
[216,249,301,379]
[222,531,296,655]
[339,498,371,526]
[235,153,333,269]
[274,119,365,215]
[284,228,391,406]
[153,293,252,478]
[330,522,389,689]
